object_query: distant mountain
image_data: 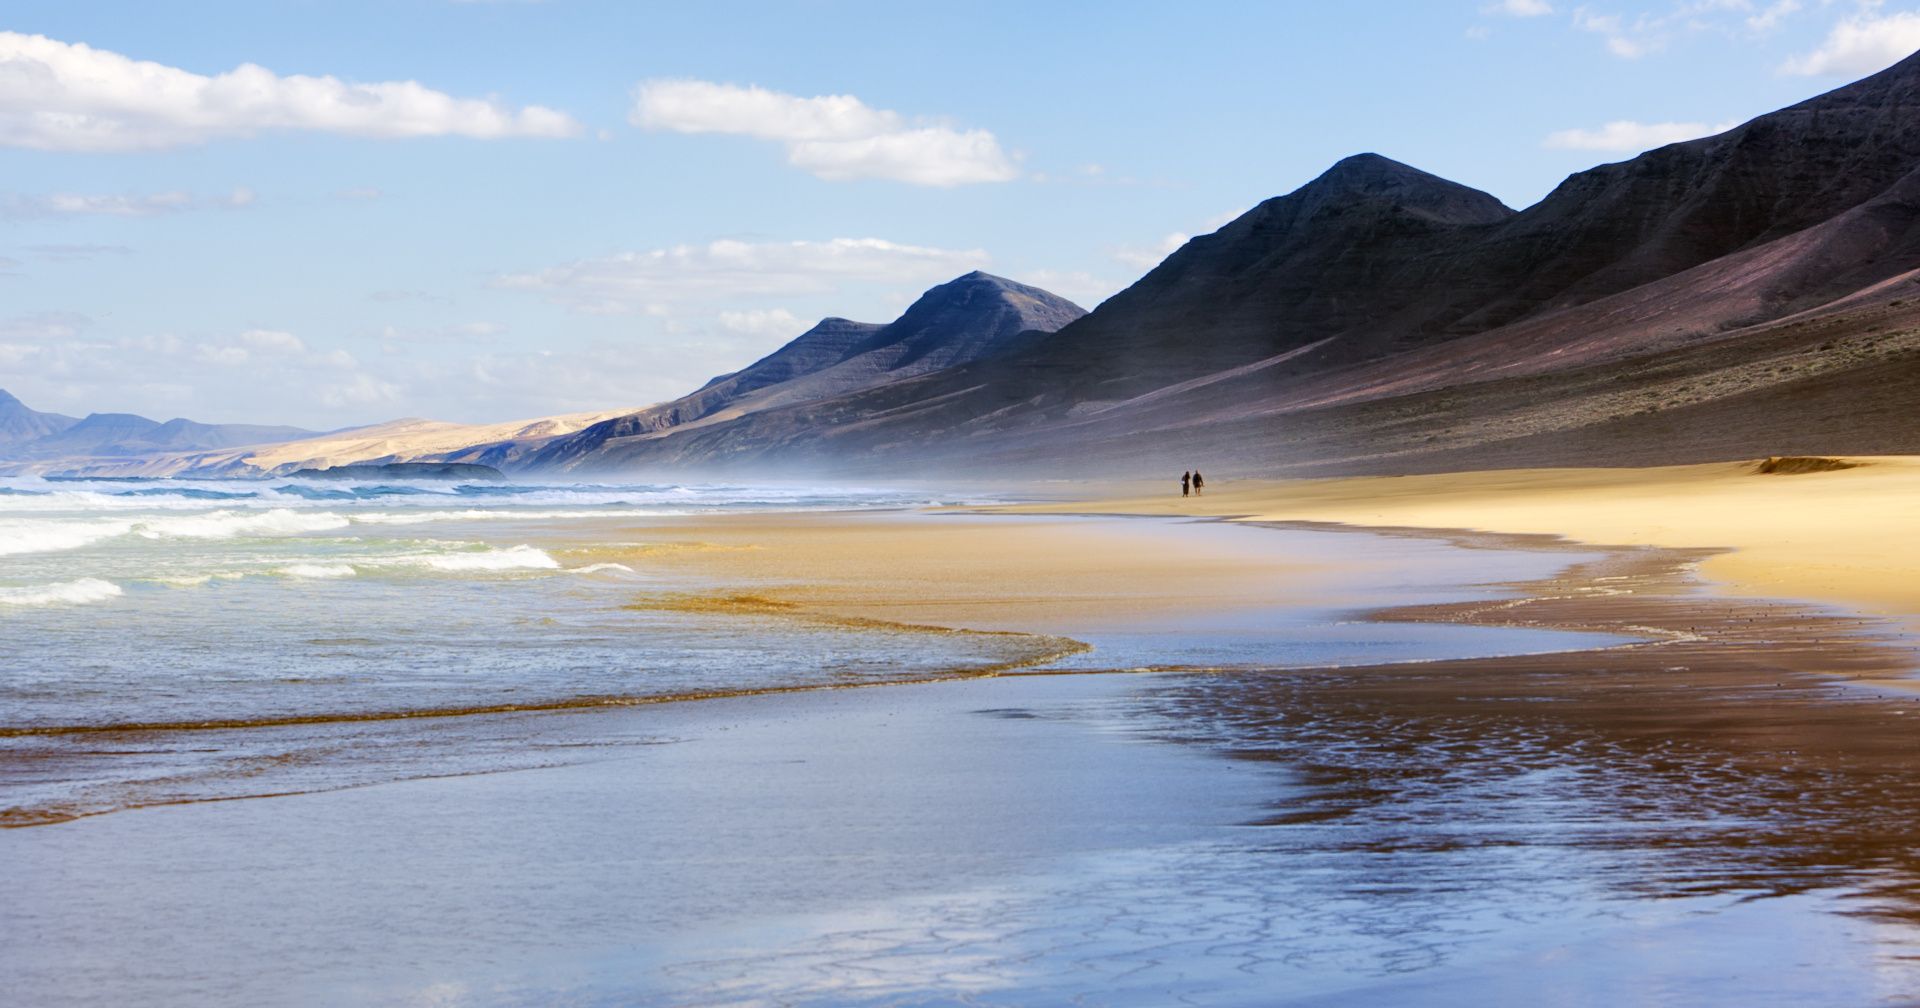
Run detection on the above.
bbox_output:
[83,272,1082,477]
[0,393,319,471]
[18,412,315,459]
[0,388,78,447]
[46,407,645,478]
[526,49,1920,477]
[519,271,1085,472]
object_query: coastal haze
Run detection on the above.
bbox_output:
[9,5,1920,1007]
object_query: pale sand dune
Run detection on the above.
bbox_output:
[1002,457,1920,622]
[131,406,645,475]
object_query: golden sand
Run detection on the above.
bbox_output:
[1001,456,1920,624]
[559,511,1342,636]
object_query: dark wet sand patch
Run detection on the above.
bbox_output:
[1133,524,1920,923]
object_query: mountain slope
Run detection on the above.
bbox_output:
[0,388,77,447]
[524,271,1085,472]
[538,51,1920,477]
[3,406,317,465]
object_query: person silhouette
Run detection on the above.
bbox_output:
[1181,471,1190,497]
[1192,470,1205,495]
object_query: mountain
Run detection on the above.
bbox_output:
[0,393,320,471]
[73,271,1081,477]
[521,271,1085,472]
[14,412,168,457]
[47,406,645,478]
[0,388,77,447]
[18,54,1920,482]
[515,50,1920,477]
[12,411,315,460]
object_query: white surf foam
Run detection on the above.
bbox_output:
[401,545,560,572]
[348,508,675,526]
[570,562,636,575]
[0,508,351,557]
[0,578,124,607]
[135,509,352,540]
[280,563,358,579]
[0,519,134,556]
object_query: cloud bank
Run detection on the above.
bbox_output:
[630,80,1018,186]
[1544,118,1738,152]
[0,31,581,151]
[1,187,255,219]
[494,237,991,314]
[1781,11,1920,76]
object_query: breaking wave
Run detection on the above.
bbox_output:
[0,578,123,607]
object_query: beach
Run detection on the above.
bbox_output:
[1005,456,1920,627]
[8,471,1920,1004]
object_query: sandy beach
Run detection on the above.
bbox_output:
[1004,456,1920,624]
[10,483,1920,1005]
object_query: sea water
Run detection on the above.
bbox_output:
[0,475,1623,826]
[0,476,1039,823]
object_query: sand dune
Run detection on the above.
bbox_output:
[62,406,645,477]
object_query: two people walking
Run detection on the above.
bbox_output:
[1181,470,1205,497]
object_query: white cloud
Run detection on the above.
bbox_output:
[1569,0,1824,58]
[717,308,805,338]
[1484,0,1554,15]
[1112,232,1193,271]
[630,80,1018,186]
[1746,0,1801,32]
[26,243,132,260]
[494,237,991,314]
[1018,268,1118,310]
[238,328,306,353]
[1574,10,1660,58]
[0,31,581,152]
[375,321,504,346]
[196,344,251,366]
[1543,118,1738,151]
[1,187,255,219]
[786,128,1018,186]
[0,314,418,427]
[320,373,402,408]
[634,80,898,141]
[1781,10,1920,75]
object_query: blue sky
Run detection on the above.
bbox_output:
[2,0,1916,428]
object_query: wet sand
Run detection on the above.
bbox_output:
[9,506,1920,1003]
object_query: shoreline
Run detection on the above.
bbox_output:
[10,500,1915,831]
[12,502,1920,1003]
[11,506,1920,1003]
[1,512,1621,828]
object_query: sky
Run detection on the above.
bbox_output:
[2,0,1917,430]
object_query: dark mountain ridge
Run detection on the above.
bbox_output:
[518,49,1920,477]
[522,271,1085,472]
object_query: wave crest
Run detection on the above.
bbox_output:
[0,578,123,607]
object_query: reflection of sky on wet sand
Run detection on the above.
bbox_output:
[592,850,1920,1008]
[14,663,1920,1007]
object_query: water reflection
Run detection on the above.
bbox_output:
[1137,543,1920,925]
